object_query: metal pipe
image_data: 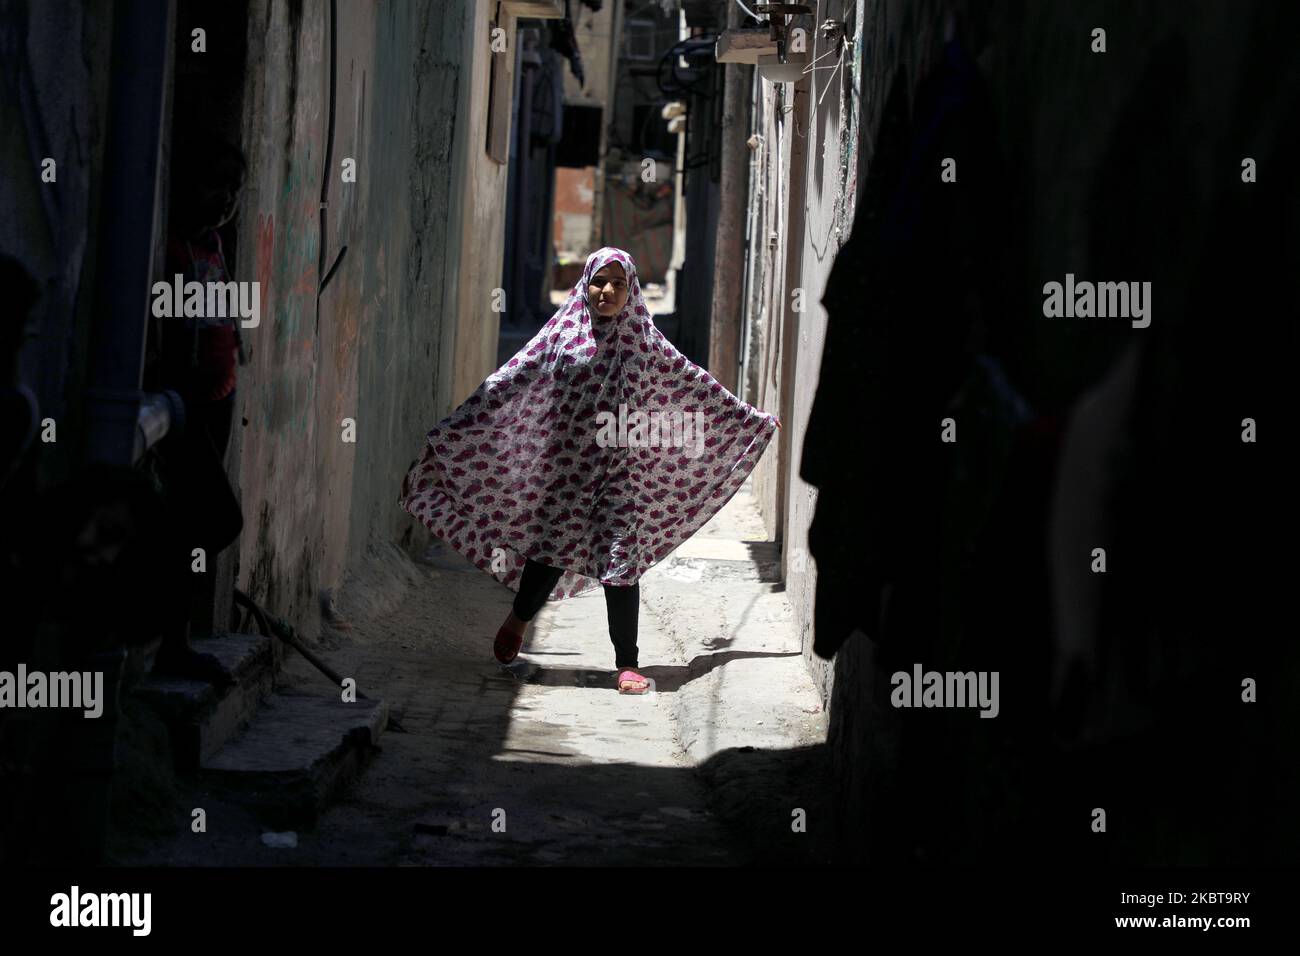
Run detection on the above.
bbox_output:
[83,0,173,467]
[231,587,406,733]
[233,588,349,689]
[233,587,403,738]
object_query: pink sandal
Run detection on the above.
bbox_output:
[617,669,649,694]
[494,625,524,665]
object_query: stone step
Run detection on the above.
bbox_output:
[132,632,276,769]
[197,690,388,829]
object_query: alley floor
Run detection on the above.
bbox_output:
[110,482,834,866]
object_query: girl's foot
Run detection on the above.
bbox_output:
[617,669,649,694]
[493,612,527,664]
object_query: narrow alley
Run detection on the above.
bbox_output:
[108,482,832,866]
[2,0,1297,935]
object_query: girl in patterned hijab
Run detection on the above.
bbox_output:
[401,247,779,693]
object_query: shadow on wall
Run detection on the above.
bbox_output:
[802,17,1298,867]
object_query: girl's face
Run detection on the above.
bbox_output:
[588,261,629,318]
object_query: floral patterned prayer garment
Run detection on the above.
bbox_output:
[399,247,778,601]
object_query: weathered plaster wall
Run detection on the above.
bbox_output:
[232,0,502,639]
[747,0,1298,863]
[448,4,513,408]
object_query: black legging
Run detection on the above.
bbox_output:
[512,558,640,669]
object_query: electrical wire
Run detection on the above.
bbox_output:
[815,43,844,110]
[802,44,841,74]
[656,34,718,97]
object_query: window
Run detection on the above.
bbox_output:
[624,18,658,61]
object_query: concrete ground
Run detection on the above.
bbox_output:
[111,481,834,866]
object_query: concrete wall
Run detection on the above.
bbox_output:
[448,4,513,407]
[738,0,959,855]
[744,74,801,545]
[231,0,509,639]
[562,0,617,109]
[740,0,984,860]
[554,165,595,257]
[743,0,920,702]
[232,0,327,633]
[742,0,1298,863]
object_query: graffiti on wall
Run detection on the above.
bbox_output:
[253,142,320,435]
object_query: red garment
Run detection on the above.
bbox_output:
[160,230,239,402]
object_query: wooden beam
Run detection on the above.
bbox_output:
[715,28,778,64]
[503,0,566,18]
